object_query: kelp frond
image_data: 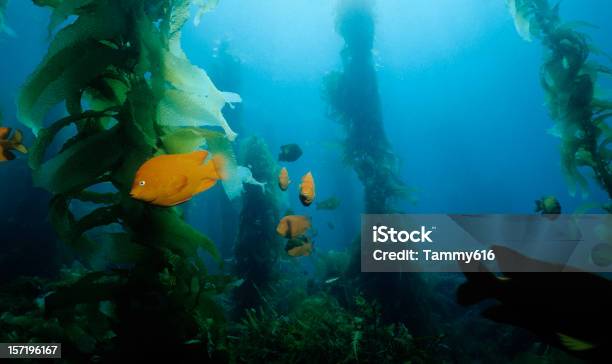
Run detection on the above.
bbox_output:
[10,0,241,360]
[323,0,410,213]
[508,0,612,201]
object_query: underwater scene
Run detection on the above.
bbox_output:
[1,0,612,362]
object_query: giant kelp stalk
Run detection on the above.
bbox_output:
[233,136,281,314]
[324,0,406,214]
[324,0,434,335]
[3,0,240,361]
[508,0,612,207]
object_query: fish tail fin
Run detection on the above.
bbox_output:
[201,154,227,180]
[10,130,28,154]
[457,268,502,306]
[212,154,227,180]
[534,199,542,212]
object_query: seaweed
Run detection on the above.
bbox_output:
[323,0,408,214]
[5,0,240,361]
[228,294,431,364]
[232,136,282,315]
[508,0,612,204]
[323,0,435,336]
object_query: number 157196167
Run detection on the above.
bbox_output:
[1,344,61,358]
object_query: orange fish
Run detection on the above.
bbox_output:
[286,237,313,257]
[130,150,225,206]
[276,215,311,238]
[278,167,290,191]
[0,127,27,162]
[299,171,315,206]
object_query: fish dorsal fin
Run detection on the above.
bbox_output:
[0,127,10,139]
[557,333,595,351]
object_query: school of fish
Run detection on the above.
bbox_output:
[129,142,319,258]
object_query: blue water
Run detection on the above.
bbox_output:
[1,0,611,260]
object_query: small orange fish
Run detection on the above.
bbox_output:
[0,127,27,162]
[276,215,311,238]
[278,167,290,191]
[130,150,226,206]
[299,171,315,206]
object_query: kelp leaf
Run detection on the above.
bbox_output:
[33,127,123,194]
[160,50,239,140]
[29,109,118,169]
[161,127,208,154]
[193,0,219,27]
[45,1,125,59]
[18,41,128,134]
[73,190,119,204]
[158,89,237,141]
[49,196,99,259]
[224,166,266,199]
[144,208,220,262]
[73,205,120,239]
[507,0,534,41]
[46,0,99,35]
[45,271,125,314]
[102,233,148,264]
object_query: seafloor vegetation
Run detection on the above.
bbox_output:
[0,0,609,363]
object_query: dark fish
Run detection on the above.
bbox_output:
[278,143,303,162]
[327,221,335,230]
[458,245,612,361]
[535,196,561,215]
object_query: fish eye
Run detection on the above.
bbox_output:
[139,180,146,187]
